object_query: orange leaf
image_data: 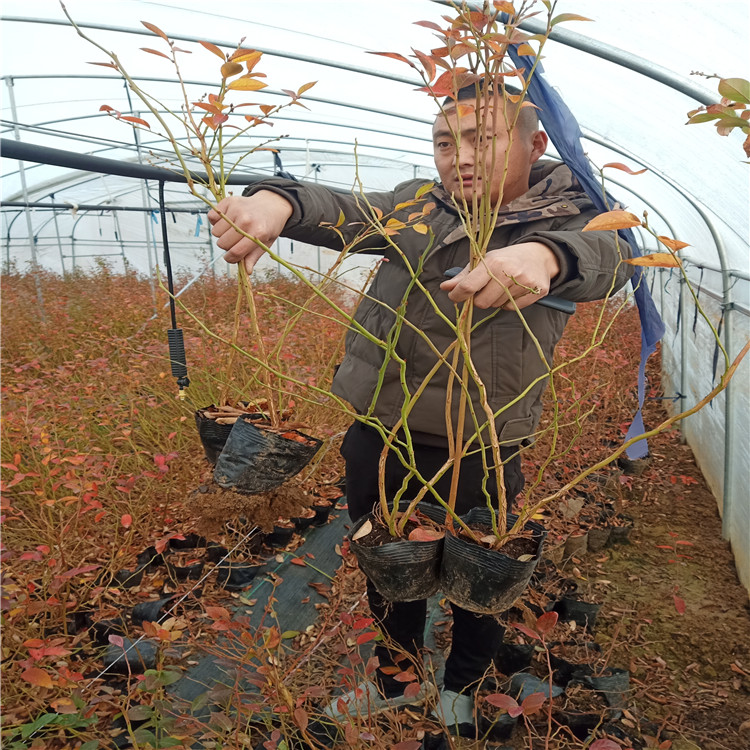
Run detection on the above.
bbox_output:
[603,162,647,175]
[516,43,536,57]
[141,47,170,59]
[230,48,261,64]
[141,21,169,41]
[260,104,274,115]
[205,606,230,621]
[120,514,132,528]
[493,1,516,13]
[290,557,306,566]
[412,49,436,83]
[22,667,53,689]
[657,236,690,252]
[120,115,151,129]
[199,40,225,59]
[88,61,118,69]
[623,253,681,268]
[297,81,317,96]
[228,77,268,91]
[367,51,412,65]
[550,13,593,26]
[356,631,378,645]
[582,210,641,231]
[221,61,244,78]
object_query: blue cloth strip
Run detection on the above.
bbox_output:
[506,40,665,458]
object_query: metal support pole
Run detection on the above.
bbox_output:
[124,87,158,312]
[49,193,67,275]
[5,76,46,322]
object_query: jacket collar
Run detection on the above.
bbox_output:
[431,160,585,246]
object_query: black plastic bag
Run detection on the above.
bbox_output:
[214,416,322,494]
[440,508,545,615]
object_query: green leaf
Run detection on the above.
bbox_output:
[415,182,435,199]
[718,77,750,105]
[21,713,57,739]
[126,705,153,721]
[281,630,300,639]
[79,742,100,750]
[686,112,721,124]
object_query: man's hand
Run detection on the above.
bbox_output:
[439,242,561,310]
[207,190,294,273]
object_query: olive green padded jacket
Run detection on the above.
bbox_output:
[244,161,633,445]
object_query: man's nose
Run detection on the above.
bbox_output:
[457,140,474,169]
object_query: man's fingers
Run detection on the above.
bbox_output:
[242,248,265,274]
[222,235,262,264]
[445,266,493,303]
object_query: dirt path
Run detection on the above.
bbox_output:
[581,419,750,749]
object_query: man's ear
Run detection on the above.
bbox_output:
[530,130,548,163]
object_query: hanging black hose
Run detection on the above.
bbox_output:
[158,181,190,398]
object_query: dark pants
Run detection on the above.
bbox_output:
[341,421,525,695]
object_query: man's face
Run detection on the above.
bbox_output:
[432,99,545,207]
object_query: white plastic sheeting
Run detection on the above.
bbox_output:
[1,1,748,591]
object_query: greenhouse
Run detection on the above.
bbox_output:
[1,1,748,748]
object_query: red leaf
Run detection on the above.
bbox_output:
[293,707,308,732]
[94,511,106,522]
[512,622,541,640]
[407,527,444,542]
[108,634,124,649]
[484,693,518,711]
[673,594,686,615]
[392,742,421,750]
[414,20,443,31]
[353,617,375,630]
[290,557,306,566]
[403,681,422,699]
[535,611,558,636]
[590,741,622,750]
[393,670,418,683]
[121,514,132,528]
[356,631,378,645]
[520,691,546,716]
[154,538,168,554]
[21,667,53,689]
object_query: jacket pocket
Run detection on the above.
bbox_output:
[488,318,524,399]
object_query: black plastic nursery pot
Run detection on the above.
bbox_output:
[213,415,322,494]
[312,500,333,526]
[348,512,443,602]
[267,521,295,548]
[195,406,245,465]
[440,508,546,615]
[553,595,602,629]
[216,560,264,591]
[586,525,612,552]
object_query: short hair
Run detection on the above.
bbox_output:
[442,80,539,134]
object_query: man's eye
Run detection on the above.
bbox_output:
[436,141,453,150]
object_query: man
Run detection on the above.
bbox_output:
[209,83,632,730]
